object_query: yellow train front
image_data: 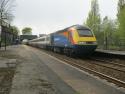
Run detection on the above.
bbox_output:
[52,25,97,55]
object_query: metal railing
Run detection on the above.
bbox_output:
[0,19,18,50]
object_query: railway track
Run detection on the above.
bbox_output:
[84,57,125,73]
[48,51,125,75]
[29,46,125,88]
[59,57,125,88]
[40,51,125,88]
[90,57,125,67]
[54,55,125,88]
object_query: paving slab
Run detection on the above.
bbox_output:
[0,58,17,68]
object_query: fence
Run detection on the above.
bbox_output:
[98,36,125,50]
[0,24,18,50]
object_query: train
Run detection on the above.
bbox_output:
[28,25,97,56]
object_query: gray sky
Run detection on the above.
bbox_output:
[13,0,118,35]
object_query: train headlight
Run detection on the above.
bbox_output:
[78,42,86,45]
[93,41,97,44]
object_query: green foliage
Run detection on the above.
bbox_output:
[101,16,118,49]
[117,6,125,38]
[22,27,32,35]
[102,16,116,36]
[84,0,125,50]
[85,0,101,38]
[11,26,20,35]
[117,0,125,13]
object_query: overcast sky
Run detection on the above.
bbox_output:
[13,0,118,35]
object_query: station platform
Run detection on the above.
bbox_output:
[96,49,125,56]
[0,45,125,94]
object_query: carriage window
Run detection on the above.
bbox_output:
[46,37,50,41]
[40,38,45,41]
[77,29,93,37]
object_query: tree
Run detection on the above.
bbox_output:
[0,0,15,24]
[102,16,116,36]
[11,26,20,35]
[117,0,125,38]
[101,16,117,49]
[118,0,125,13]
[86,0,101,38]
[22,27,32,35]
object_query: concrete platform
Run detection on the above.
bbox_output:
[0,58,17,68]
[9,45,76,94]
[1,45,125,94]
[96,49,125,55]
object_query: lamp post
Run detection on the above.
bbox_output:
[0,8,3,49]
[0,24,1,49]
[103,30,108,50]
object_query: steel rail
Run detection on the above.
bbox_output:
[41,49,125,73]
[57,57,125,88]
[88,58,125,73]
[90,57,125,67]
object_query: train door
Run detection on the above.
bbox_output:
[68,31,73,45]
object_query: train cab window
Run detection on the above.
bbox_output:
[77,29,93,37]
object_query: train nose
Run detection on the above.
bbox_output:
[78,41,97,45]
[73,45,97,55]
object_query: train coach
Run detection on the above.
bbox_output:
[29,25,97,56]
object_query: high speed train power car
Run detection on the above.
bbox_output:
[29,25,97,56]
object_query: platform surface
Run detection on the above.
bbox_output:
[1,45,125,94]
[96,49,125,55]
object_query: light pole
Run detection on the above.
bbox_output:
[103,30,108,50]
[0,8,3,49]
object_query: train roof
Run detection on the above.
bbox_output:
[55,25,90,34]
[29,35,47,42]
[70,25,90,30]
[20,35,37,41]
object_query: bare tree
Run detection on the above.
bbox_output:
[0,0,15,48]
[0,0,15,24]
